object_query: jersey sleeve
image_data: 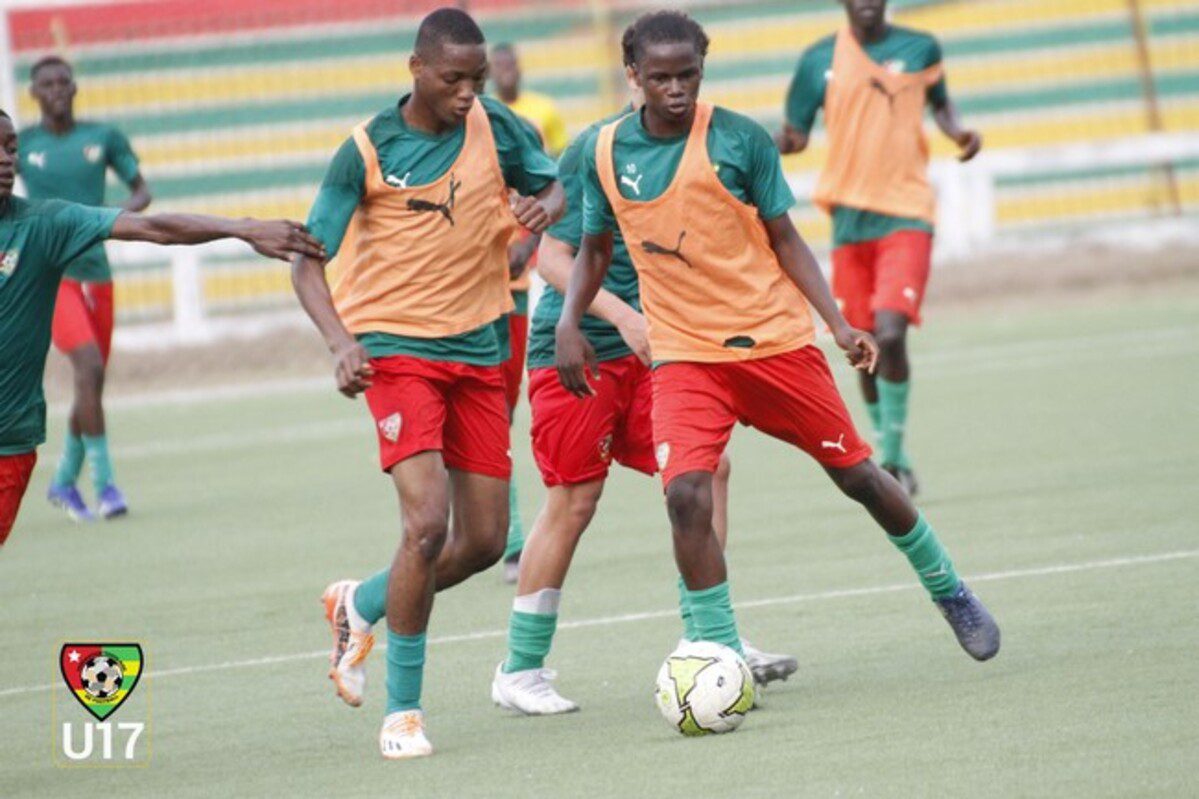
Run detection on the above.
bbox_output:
[544,129,590,249]
[106,126,141,184]
[924,36,949,107]
[305,136,366,258]
[484,97,559,196]
[784,46,828,133]
[743,119,797,221]
[44,200,122,271]
[580,134,617,236]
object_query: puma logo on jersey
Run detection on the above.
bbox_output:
[0,249,19,278]
[378,413,402,443]
[620,173,644,196]
[656,442,671,471]
[642,230,691,268]
[821,434,847,454]
[385,172,412,188]
[27,151,46,169]
[407,174,460,225]
[84,145,103,163]
[869,78,898,110]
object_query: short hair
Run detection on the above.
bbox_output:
[30,55,72,81]
[414,8,485,57]
[623,11,709,67]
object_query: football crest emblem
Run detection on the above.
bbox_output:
[656,442,671,471]
[84,145,103,163]
[598,434,613,464]
[378,413,402,443]
[0,249,19,278]
[59,643,143,721]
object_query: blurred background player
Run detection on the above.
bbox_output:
[491,29,796,717]
[0,108,324,547]
[294,9,562,760]
[19,56,154,521]
[557,12,999,683]
[491,42,569,581]
[777,0,982,495]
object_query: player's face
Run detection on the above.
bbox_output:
[842,0,887,29]
[634,42,703,124]
[0,117,16,199]
[411,42,488,126]
[31,63,76,118]
[490,50,520,98]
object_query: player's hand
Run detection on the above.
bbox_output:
[507,235,538,280]
[616,311,652,366]
[511,195,553,234]
[833,324,878,374]
[956,130,983,162]
[241,220,326,262]
[333,340,374,398]
[555,323,600,398]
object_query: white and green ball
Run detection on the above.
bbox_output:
[654,641,754,736]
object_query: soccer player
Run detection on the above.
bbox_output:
[777,0,982,494]
[490,43,569,157]
[19,56,155,521]
[491,30,797,716]
[293,9,563,760]
[0,108,324,547]
[555,13,1000,696]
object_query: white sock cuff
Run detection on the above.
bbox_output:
[513,588,562,616]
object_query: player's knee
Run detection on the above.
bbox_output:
[832,461,885,506]
[70,347,105,386]
[402,511,449,562]
[666,474,713,534]
[874,325,907,360]
[563,484,603,530]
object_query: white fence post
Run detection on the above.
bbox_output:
[170,247,207,343]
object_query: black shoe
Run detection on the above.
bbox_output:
[934,582,1001,661]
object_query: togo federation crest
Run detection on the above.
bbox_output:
[60,643,143,720]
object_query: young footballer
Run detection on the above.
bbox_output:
[778,0,982,494]
[294,9,563,759]
[556,14,999,696]
[0,109,324,547]
[20,56,154,520]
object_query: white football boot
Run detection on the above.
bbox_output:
[321,580,375,707]
[379,710,433,760]
[491,662,579,715]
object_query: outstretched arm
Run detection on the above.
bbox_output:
[555,230,614,396]
[110,212,325,262]
[932,98,982,162]
[540,233,649,364]
[763,213,878,373]
[291,253,373,399]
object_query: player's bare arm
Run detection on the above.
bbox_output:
[507,231,541,278]
[539,233,650,364]
[932,98,982,162]
[555,230,614,397]
[290,254,373,399]
[110,212,323,261]
[122,174,153,213]
[762,213,878,373]
[511,180,565,233]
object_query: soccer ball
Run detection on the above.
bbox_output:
[654,641,754,736]
[80,655,124,700]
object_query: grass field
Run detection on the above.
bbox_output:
[3,290,1198,797]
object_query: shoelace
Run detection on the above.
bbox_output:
[945,592,980,633]
[386,713,424,737]
[522,669,561,698]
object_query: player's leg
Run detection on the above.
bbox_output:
[86,282,126,518]
[501,310,530,581]
[872,230,933,494]
[47,280,98,521]
[0,451,38,547]
[832,241,884,447]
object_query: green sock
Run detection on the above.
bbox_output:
[53,433,85,488]
[877,378,910,467]
[890,513,961,599]
[678,577,699,642]
[503,588,561,672]
[503,480,524,560]
[684,582,742,654]
[353,568,389,626]
[865,400,883,445]
[385,630,426,714]
[81,434,114,496]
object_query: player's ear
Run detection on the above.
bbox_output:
[408,53,422,82]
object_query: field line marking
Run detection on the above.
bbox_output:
[2,548,1195,701]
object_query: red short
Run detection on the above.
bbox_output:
[528,355,657,487]
[651,346,871,487]
[52,279,115,362]
[0,451,37,547]
[363,355,511,478]
[501,312,528,412]
[832,230,932,330]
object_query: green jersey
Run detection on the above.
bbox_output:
[527,107,642,370]
[0,198,121,455]
[306,95,558,366]
[582,106,796,237]
[785,25,946,246]
[17,121,140,282]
